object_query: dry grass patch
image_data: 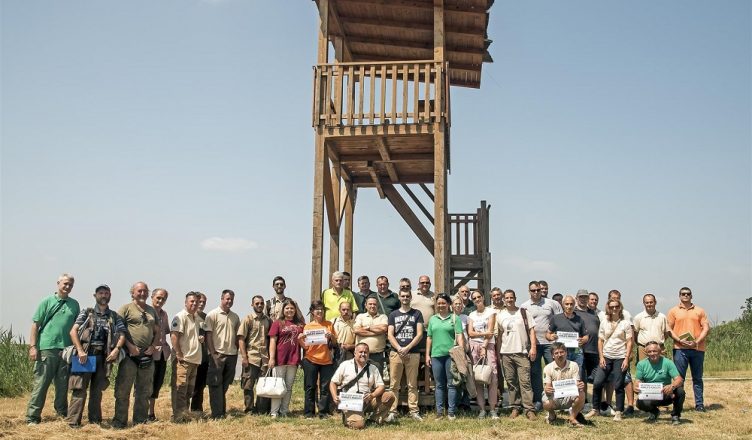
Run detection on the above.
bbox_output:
[1,379,750,440]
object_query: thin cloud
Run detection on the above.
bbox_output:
[200,237,258,252]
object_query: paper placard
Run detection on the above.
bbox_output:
[638,382,664,401]
[557,331,579,348]
[553,378,579,399]
[338,392,364,412]
[305,329,327,345]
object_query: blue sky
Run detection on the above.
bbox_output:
[1,0,749,332]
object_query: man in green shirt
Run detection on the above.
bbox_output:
[27,273,81,425]
[634,341,685,425]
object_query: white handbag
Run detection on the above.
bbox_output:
[254,368,287,398]
[473,355,493,385]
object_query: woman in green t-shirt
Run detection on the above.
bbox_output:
[425,293,464,419]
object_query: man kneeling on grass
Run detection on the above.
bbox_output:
[542,342,587,427]
[633,340,685,425]
[330,343,395,429]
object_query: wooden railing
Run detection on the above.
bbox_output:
[312,60,450,128]
[449,202,490,258]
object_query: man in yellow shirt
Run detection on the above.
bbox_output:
[322,271,359,320]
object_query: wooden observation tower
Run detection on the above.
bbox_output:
[309,0,494,300]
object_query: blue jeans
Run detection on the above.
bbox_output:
[530,344,554,404]
[431,356,456,416]
[673,349,705,408]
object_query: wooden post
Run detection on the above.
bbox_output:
[311,133,326,302]
[317,0,329,64]
[433,0,449,293]
[329,163,341,276]
[343,184,356,275]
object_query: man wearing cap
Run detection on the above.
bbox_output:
[633,293,669,361]
[667,287,710,412]
[113,281,161,428]
[170,292,203,422]
[66,284,126,428]
[574,289,600,401]
[27,274,80,425]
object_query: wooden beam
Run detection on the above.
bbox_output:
[376,138,400,182]
[383,184,434,254]
[401,183,434,224]
[318,0,329,64]
[340,0,488,16]
[434,0,445,62]
[337,15,485,38]
[347,36,485,56]
[324,123,435,137]
[339,152,433,163]
[329,161,342,274]
[310,133,326,302]
[419,183,434,201]
[452,269,480,290]
[351,173,433,185]
[322,154,339,236]
[366,162,385,198]
[343,183,356,275]
[433,123,448,294]
[328,0,354,62]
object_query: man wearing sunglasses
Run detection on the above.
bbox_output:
[667,287,710,412]
[113,282,161,428]
[520,280,563,411]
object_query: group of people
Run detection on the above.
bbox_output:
[26,272,709,430]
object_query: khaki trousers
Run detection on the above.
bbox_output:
[388,352,420,414]
[345,391,396,429]
[171,359,198,420]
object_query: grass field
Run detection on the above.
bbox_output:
[2,308,751,439]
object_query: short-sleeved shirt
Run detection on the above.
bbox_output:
[171,309,203,365]
[519,298,563,346]
[354,313,388,353]
[468,308,496,344]
[33,294,81,350]
[322,288,360,321]
[496,309,537,354]
[549,313,586,345]
[667,303,709,351]
[205,307,241,355]
[303,320,336,365]
[368,291,400,316]
[237,311,271,367]
[599,319,633,359]
[331,359,384,394]
[633,311,669,346]
[598,309,632,325]
[427,313,462,357]
[575,309,600,354]
[269,320,303,365]
[635,356,680,385]
[543,360,580,384]
[153,308,171,360]
[410,294,435,330]
[74,306,126,349]
[388,308,424,353]
[333,317,356,347]
[118,302,158,349]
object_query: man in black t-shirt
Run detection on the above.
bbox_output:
[386,280,424,422]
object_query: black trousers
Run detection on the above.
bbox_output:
[190,358,209,411]
[302,359,335,417]
[637,387,685,417]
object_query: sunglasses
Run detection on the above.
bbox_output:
[399,286,411,290]
[680,292,692,296]
[419,282,430,285]
[141,312,149,324]
[529,289,540,293]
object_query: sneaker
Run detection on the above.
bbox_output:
[534,401,543,412]
[584,409,597,419]
[489,410,499,420]
[447,414,456,421]
[695,406,706,413]
[600,405,614,417]
[411,413,423,421]
[385,413,397,423]
[671,415,681,425]
[510,408,520,419]
[624,406,634,416]
[613,411,622,422]
[478,410,486,419]
[270,414,278,419]
[526,411,537,421]
[646,413,658,422]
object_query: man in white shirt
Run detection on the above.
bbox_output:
[632,293,669,361]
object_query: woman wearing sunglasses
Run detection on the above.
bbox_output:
[467,290,498,419]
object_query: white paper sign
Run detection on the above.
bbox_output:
[638,382,664,401]
[338,392,364,412]
[553,378,579,399]
[305,329,327,345]
[557,331,579,348]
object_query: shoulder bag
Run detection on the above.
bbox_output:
[255,367,287,398]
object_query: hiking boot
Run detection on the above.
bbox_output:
[613,411,622,422]
[447,414,456,421]
[695,406,706,413]
[411,413,423,421]
[646,412,658,422]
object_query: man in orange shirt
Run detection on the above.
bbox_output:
[667,287,710,412]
